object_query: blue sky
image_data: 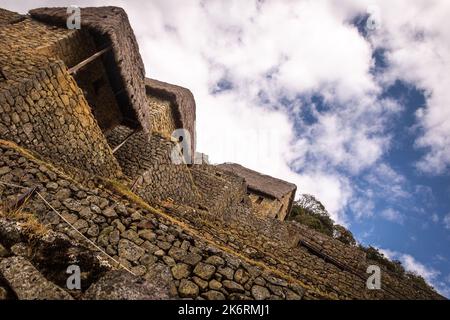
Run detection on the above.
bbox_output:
[3,0,449,297]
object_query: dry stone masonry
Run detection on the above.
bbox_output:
[0,6,445,300]
[0,141,305,300]
[218,163,297,221]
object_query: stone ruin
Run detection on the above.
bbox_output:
[0,6,445,300]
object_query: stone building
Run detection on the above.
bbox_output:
[0,7,196,183]
[218,163,297,221]
[0,5,294,221]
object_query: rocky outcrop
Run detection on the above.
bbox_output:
[84,269,170,300]
[0,256,73,300]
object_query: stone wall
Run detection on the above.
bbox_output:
[105,126,200,206]
[277,192,294,221]
[0,12,123,178]
[147,95,176,138]
[0,139,444,300]
[249,191,294,221]
[0,17,72,90]
[158,198,444,300]
[0,59,121,178]
[217,163,296,221]
[248,192,282,220]
[73,58,123,132]
[1,16,124,132]
[191,165,249,215]
[0,15,89,73]
[145,78,196,161]
[0,141,306,300]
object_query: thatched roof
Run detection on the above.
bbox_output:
[0,8,24,25]
[145,78,196,161]
[29,6,149,132]
[217,163,296,200]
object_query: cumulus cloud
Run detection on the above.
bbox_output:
[379,247,450,298]
[380,248,440,284]
[364,163,410,199]
[381,208,405,224]
[348,194,375,220]
[401,254,440,281]
[348,0,450,174]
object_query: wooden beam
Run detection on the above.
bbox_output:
[112,128,140,154]
[2,186,37,213]
[68,46,112,75]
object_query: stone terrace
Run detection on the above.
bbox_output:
[0,140,306,300]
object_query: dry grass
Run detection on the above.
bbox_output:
[0,140,51,239]
[0,197,49,239]
[0,139,88,187]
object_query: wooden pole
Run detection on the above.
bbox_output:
[68,46,112,75]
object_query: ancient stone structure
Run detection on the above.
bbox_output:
[218,163,297,221]
[145,78,196,162]
[105,125,201,207]
[0,6,445,300]
[29,6,148,132]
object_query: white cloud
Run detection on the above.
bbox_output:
[434,254,447,262]
[379,248,440,284]
[381,208,405,224]
[401,254,440,281]
[361,226,375,240]
[364,163,410,199]
[354,0,450,174]
[349,195,375,220]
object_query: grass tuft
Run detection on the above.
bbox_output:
[0,201,49,238]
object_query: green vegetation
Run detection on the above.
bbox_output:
[288,194,356,245]
[359,245,432,290]
[288,194,438,293]
[360,245,405,274]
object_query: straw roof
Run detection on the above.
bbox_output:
[29,7,149,132]
[217,163,296,200]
